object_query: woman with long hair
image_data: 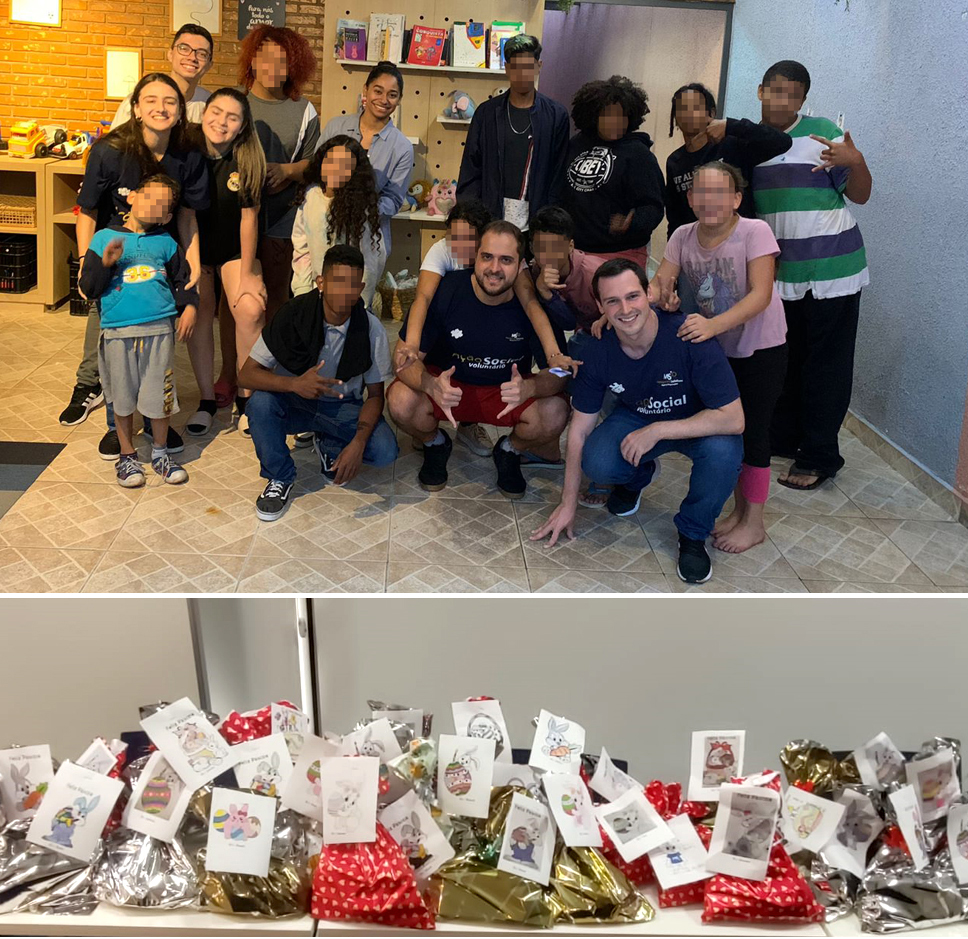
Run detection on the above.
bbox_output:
[319,61,413,267]
[184,88,269,436]
[291,134,384,307]
[58,71,210,460]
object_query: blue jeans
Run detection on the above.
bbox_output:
[581,406,742,541]
[246,391,399,485]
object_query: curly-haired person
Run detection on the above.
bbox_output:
[559,76,665,268]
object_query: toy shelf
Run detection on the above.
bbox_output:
[436,116,472,127]
[338,58,508,76]
[393,208,447,224]
[0,155,48,309]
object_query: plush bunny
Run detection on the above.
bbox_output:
[426,178,457,217]
[444,90,476,121]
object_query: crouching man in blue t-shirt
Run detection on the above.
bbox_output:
[531,258,744,584]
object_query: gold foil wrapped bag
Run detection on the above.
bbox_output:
[779,739,861,795]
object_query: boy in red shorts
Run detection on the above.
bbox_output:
[387,222,570,499]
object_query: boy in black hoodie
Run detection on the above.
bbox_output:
[559,75,665,266]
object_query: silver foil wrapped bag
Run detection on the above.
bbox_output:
[0,818,86,903]
[92,829,198,909]
[809,854,861,922]
[6,865,99,915]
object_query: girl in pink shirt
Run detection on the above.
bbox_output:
[653,161,787,553]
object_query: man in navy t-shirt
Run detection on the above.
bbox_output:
[531,258,745,584]
[387,221,569,499]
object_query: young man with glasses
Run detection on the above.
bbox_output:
[109,24,214,129]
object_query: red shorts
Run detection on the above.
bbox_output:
[397,366,537,427]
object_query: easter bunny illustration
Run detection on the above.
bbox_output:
[327,780,362,836]
[542,718,579,763]
[42,795,100,848]
[726,812,773,860]
[399,811,428,866]
[213,802,262,841]
[12,763,46,813]
[837,799,875,849]
[356,726,386,759]
[251,752,282,797]
[509,815,547,865]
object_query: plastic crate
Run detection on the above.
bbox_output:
[67,254,97,316]
[0,234,37,293]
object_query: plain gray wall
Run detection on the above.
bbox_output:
[312,598,968,783]
[723,0,968,487]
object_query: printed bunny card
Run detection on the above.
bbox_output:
[281,734,341,819]
[231,734,294,798]
[497,792,556,886]
[0,745,54,821]
[889,785,930,871]
[205,787,277,876]
[379,789,455,881]
[528,710,585,775]
[123,751,193,843]
[320,756,380,845]
[853,732,905,789]
[437,734,496,819]
[452,699,512,762]
[543,773,602,847]
[26,761,124,862]
[780,786,845,853]
[706,783,780,881]
[822,789,884,878]
[946,802,968,884]
[589,747,642,802]
[688,730,745,801]
[76,738,121,776]
[596,787,673,863]
[906,748,961,823]
[271,703,311,757]
[647,814,711,890]
[141,697,237,789]
[340,718,403,761]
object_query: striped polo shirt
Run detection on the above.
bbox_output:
[753,114,869,301]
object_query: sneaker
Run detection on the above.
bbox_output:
[151,453,189,485]
[58,383,103,426]
[606,484,643,517]
[115,453,145,488]
[236,412,251,438]
[677,533,712,585]
[166,427,184,454]
[312,433,340,484]
[98,429,121,461]
[292,432,314,449]
[418,432,453,492]
[456,422,492,457]
[492,436,526,499]
[255,479,294,521]
[519,450,564,469]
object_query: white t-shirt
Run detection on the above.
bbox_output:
[110,85,211,130]
[420,238,465,276]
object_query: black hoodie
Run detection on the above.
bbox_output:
[559,130,665,254]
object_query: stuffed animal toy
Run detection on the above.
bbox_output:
[426,178,457,217]
[405,178,431,212]
[444,90,476,121]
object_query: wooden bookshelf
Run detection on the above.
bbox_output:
[0,155,49,311]
[321,0,545,282]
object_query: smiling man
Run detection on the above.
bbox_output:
[531,258,745,584]
[110,25,214,129]
[387,221,569,499]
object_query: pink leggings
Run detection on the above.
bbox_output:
[739,463,771,504]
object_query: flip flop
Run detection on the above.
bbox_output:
[776,464,830,492]
[578,482,611,509]
[214,379,236,410]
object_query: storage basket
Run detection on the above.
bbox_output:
[377,282,417,321]
[0,234,37,293]
[0,195,37,228]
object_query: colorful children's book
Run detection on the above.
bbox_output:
[452,21,486,68]
[407,25,446,66]
[489,21,523,69]
[335,18,368,60]
[368,13,406,62]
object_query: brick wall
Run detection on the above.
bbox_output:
[0,0,326,133]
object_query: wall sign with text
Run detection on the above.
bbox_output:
[238,0,285,40]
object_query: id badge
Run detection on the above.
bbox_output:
[503,197,529,230]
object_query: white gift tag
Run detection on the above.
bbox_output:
[543,774,601,847]
[75,739,118,776]
[906,748,960,823]
[647,814,710,890]
[340,719,403,761]
[853,732,905,789]
[231,734,294,798]
[320,756,380,845]
[452,700,512,763]
[596,787,673,862]
[123,751,193,844]
[822,789,884,878]
[379,790,455,881]
[205,788,277,876]
[780,786,845,853]
[688,730,745,802]
[888,785,930,871]
[0,745,55,821]
[947,803,968,884]
[706,783,779,882]
[497,792,556,885]
[528,709,584,775]
[589,747,641,802]
[437,735,495,819]
[280,734,341,819]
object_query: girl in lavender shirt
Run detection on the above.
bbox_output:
[652,160,787,554]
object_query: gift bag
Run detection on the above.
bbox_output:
[219,701,300,745]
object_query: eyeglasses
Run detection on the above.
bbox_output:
[174,42,211,62]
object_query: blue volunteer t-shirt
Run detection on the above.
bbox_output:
[415,270,553,385]
[571,313,740,420]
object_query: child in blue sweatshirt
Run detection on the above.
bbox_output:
[80,174,198,487]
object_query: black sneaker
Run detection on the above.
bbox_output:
[58,383,103,426]
[255,479,294,521]
[606,484,643,517]
[98,429,121,461]
[492,436,526,499]
[312,433,339,484]
[167,427,184,454]
[418,433,453,492]
[677,533,712,584]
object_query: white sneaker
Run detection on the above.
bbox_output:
[456,423,492,457]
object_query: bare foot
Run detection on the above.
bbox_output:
[713,520,766,554]
[712,508,743,538]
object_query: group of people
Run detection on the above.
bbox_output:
[59,23,871,585]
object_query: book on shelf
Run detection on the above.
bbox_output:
[367,13,406,63]
[335,18,368,60]
[489,21,524,69]
[407,25,446,66]
[452,21,486,68]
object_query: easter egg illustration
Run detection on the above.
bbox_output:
[307,760,321,786]
[141,776,172,814]
[213,809,229,833]
[445,761,472,796]
[561,793,578,816]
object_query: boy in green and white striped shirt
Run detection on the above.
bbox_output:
[752,60,873,491]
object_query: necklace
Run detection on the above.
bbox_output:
[506,101,532,136]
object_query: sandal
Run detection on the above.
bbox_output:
[186,408,214,436]
[214,379,236,410]
[777,463,830,492]
[578,482,612,509]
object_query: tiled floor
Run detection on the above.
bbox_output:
[0,303,965,593]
